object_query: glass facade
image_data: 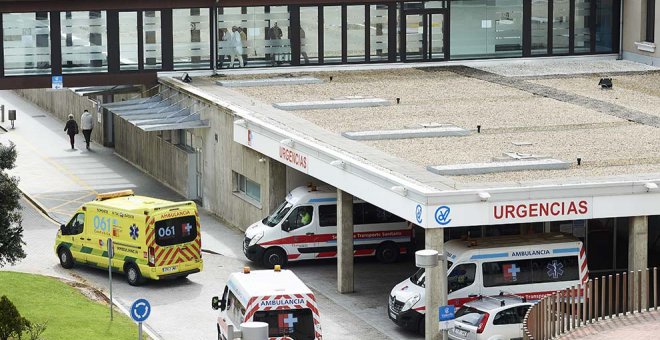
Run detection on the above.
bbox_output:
[450,0,523,59]
[2,12,51,75]
[61,11,107,73]
[173,8,211,70]
[0,1,621,77]
[119,12,138,70]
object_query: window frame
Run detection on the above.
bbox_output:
[232,171,261,207]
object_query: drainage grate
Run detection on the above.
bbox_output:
[31,115,47,118]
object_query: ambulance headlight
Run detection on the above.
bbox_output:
[402,294,421,312]
[249,231,264,246]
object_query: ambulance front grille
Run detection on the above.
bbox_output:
[390,296,404,314]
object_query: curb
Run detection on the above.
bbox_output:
[21,189,61,225]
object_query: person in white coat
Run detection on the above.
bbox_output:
[229,26,244,68]
[80,109,94,150]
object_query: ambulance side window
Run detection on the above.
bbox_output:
[285,206,314,231]
[65,213,85,235]
[448,263,476,293]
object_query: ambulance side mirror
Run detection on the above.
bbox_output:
[211,296,220,310]
[60,224,67,235]
[281,220,291,232]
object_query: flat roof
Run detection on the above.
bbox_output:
[200,61,660,188]
[168,58,660,228]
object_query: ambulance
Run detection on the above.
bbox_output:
[54,190,203,286]
[388,233,588,333]
[212,266,322,340]
[243,185,412,267]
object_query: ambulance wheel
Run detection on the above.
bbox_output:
[376,242,399,264]
[263,247,287,268]
[58,248,74,269]
[125,263,145,286]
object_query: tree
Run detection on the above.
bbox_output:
[0,295,29,340]
[0,142,25,267]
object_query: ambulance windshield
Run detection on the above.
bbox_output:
[254,309,315,340]
[410,260,454,288]
[263,201,293,227]
[154,215,197,246]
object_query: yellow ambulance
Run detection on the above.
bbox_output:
[54,190,203,285]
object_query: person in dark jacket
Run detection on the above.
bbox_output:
[64,114,78,149]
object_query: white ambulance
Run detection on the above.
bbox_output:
[212,266,322,340]
[243,185,412,267]
[388,233,588,333]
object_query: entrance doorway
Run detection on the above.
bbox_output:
[402,11,447,61]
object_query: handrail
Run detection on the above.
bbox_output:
[523,267,658,339]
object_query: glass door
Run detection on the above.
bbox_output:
[403,11,446,61]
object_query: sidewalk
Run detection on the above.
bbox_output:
[0,89,244,259]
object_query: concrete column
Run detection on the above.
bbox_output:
[337,189,354,293]
[425,228,447,340]
[267,160,287,213]
[628,215,649,309]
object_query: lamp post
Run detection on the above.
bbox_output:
[416,249,448,340]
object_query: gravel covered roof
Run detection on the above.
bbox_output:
[204,60,660,188]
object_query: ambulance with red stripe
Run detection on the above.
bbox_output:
[388,233,588,333]
[212,266,322,340]
[244,185,411,267]
[54,190,203,286]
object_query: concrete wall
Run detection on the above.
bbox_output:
[623,0,660,65]
[159,78,287,231]
[15,88,102,143]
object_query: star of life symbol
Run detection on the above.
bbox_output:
[129,224,139,240]
[278,313,298,331]
[182,222,193,236]
[546,260,564,279]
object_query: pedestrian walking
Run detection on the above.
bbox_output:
[80,109,94,150]
[63,114,79,150]
[228,26,244,68]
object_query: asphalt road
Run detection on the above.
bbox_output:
[3,197,423,340]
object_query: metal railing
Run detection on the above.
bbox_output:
[523,267,659,340]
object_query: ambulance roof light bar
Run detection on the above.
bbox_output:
[274,265,281,272]
[96,189,134,201]
[243,267,251,274]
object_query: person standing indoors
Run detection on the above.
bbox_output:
[229,26,244,68]
[64,114,79,150]
[80,109,94,150]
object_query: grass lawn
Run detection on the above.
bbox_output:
[0,271,139,340]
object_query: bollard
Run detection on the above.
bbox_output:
[240,322,269,340]
[1,104,4,122]
[8,109,16,129]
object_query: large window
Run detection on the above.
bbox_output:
[450,0,523,59]
[324,6,342,62]
[552,0,570,54]
[217,6,291,69]
[531,1,549,55]
[2,12,51,75]
[346,5,366,62]
[61,11,107,73]
[369,5,389,61]
[300,6,319,64]
[647,0,656,43]
[173,8,210,69]
[143,11,162,69]
[119,12,138,70]
[233,171,261,203]
[595,0,616,52]
[574,0,592,53]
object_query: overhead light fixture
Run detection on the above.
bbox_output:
[330,160,345,169]
[644,182,658,192]
[391,186,408,196]
[478,192,491,202]
[280,139,294,148]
